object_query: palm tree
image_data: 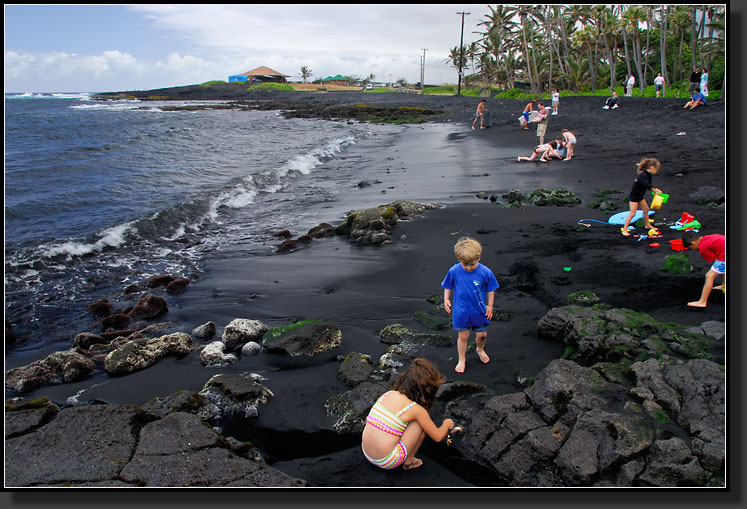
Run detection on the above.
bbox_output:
[299,66,312,83]
[476,5,517,89]
[445,46,468,81]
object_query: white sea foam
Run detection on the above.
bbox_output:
[5,92,90,100]
[281,136,357,175]
[39,222,134,258]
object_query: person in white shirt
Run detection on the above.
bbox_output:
[626,74,635,96]
[654,73,666,98]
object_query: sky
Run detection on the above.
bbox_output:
[4,4,493,93]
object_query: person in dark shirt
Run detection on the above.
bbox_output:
[689,66,702,96]
[621,158,663,236]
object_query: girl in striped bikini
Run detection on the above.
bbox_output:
[361,358,455,470]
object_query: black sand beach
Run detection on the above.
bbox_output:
[5,89,730,492]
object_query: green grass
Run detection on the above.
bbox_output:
[248,83,295,92]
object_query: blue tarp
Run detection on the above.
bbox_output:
[228,75,248,83]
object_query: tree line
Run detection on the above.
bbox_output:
[446,4,725,97]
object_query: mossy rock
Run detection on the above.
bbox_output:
[660,254,693,274]
[527,188,581,206]
[413,311,451,331]
[567,290,601,306]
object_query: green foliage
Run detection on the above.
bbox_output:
[423,85,456,95]
[199,80,227,88]
[248,83,295,92]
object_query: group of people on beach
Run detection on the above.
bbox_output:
[361,77,724,473]
[516,99,576,162]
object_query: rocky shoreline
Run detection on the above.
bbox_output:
[5,85,728,489]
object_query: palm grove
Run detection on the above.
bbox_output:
[447,4,725,97]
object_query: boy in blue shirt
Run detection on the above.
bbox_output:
[441,237,499,373]
[683,88,706,109]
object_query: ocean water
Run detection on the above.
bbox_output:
[5,93,405,354]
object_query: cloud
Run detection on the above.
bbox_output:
[5,4,489,91]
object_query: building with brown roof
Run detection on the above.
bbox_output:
[229,66,289,83]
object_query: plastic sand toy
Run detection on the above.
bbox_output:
[651,193,669,210]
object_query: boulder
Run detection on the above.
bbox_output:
[198,373,274,419]
[192,321,217,340]
[87,299,113,318]
[689,186,724,206]
[5,405,150,486]
[101,313,131,331]
[146,274,175,288]
[262,320,342,356]
[165,278,190,294]
[222,318,269,350]
[241,341,262,357]
[200,341,239,367]
[73,332,107,350]
[5,350,96,393]
[104,332,195,376]
[128,293,168,320]
[338,352,375,386]
[324,381,390,434]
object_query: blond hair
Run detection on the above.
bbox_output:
[454,237,482,265]
[636,157,661,174]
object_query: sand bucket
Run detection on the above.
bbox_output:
[669,239,687,251]
[676,212,694,225]
[651,193,669,210]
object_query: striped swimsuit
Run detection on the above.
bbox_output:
[362,391,417,469]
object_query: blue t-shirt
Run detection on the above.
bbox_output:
[441,263,499,329]
[693,92,705,104]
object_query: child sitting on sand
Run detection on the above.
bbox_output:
[361,358,455,471]
[602,91,619,109]
[517,140,561,163]
[682,231,726,308]
[621,158,663,236]
[683,88,706,109]
[441,237,499,373]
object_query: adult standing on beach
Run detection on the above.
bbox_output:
[626,74,636,97]
[551,89,560,115]
[654,73,666,98]
[561,129,576,160]
[472,100,491,129]
[689,67,702,96]
[534,102,549,145]
[700,68,709,98]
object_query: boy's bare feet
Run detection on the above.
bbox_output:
[455,362,465,373]
[687,301,707,308]
[403,458,423,470]
[477,350,490,364]
[621,228,631,237]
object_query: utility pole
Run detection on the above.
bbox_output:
[420,48,427,93]
[456,11,470,96]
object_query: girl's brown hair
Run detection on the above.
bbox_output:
[393,358,445,410]
[636,157,661,174]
